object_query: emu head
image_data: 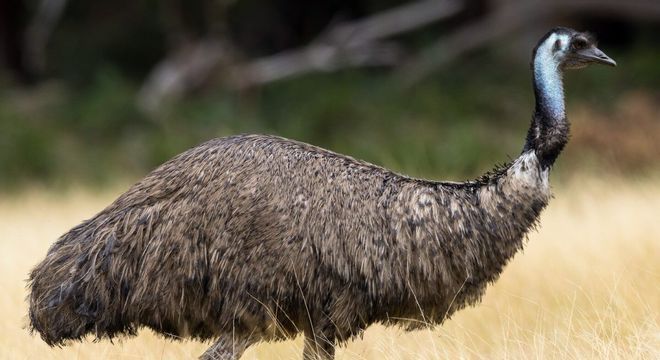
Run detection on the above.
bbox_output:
[533,27,617,71]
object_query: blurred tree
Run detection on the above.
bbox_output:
[24,0,68,76]
[0,0,659,188]
[0,0,34,84]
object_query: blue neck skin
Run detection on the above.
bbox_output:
[523,45,569,168]
[533,51,565,122]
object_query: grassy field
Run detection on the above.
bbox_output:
[1,176,659,359]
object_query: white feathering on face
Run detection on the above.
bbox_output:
[534,33,570,120]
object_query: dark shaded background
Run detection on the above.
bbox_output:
[1,0,659,190]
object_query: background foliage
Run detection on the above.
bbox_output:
[1,0,659,189]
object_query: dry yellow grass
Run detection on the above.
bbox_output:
[1,177,659,359]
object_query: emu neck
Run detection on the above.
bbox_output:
[534,55,565,119]
[524,51,569,168]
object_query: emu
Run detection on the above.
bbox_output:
[28,27,615,359]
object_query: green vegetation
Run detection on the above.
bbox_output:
[1,45,658,189]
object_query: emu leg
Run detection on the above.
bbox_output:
[302,326,336,360]
[199,336,252,360]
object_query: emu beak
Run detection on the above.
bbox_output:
[578,47,617,67]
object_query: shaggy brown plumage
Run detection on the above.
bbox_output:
[28,28,615,359]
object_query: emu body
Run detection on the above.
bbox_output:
[28,28,615,359]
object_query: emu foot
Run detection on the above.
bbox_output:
[199,336,252,360]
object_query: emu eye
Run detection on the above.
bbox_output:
[572,38,588,50]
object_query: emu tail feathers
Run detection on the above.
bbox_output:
[28,216,137,345]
